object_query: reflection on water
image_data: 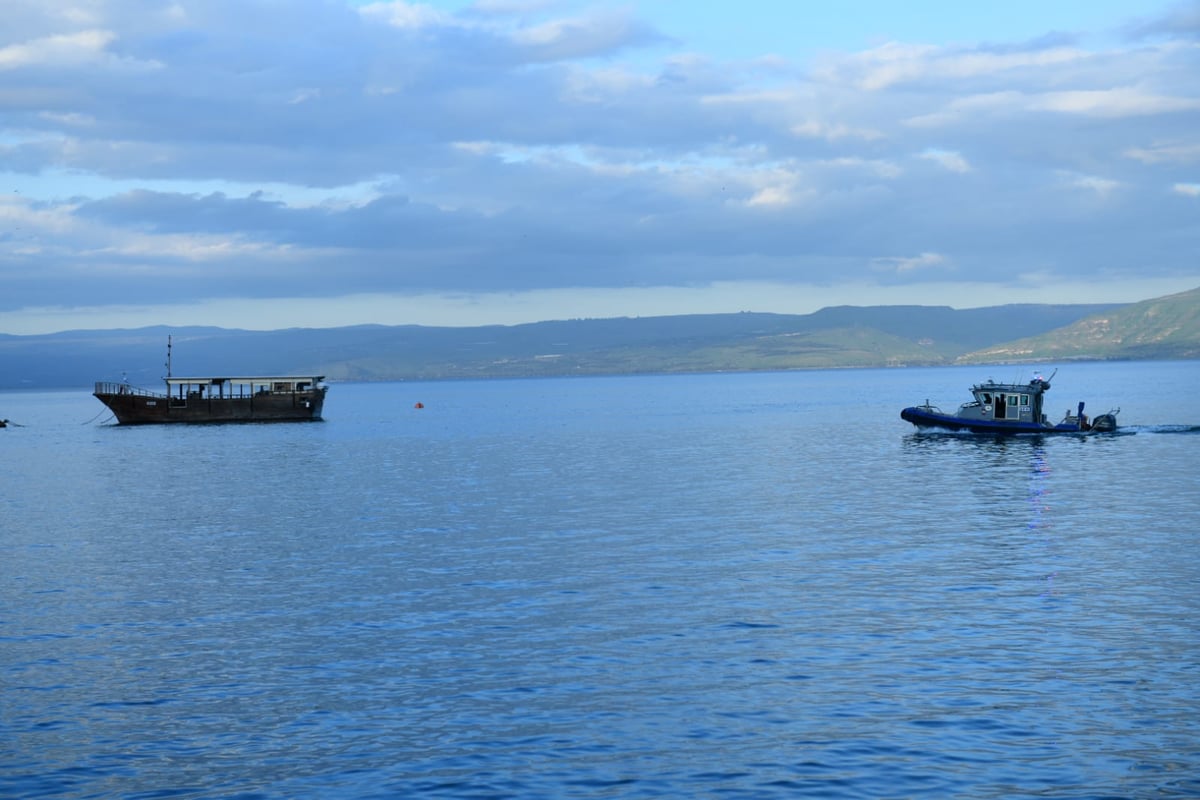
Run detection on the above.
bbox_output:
[1026,442,1049,528]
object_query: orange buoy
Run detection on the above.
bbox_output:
[414,402,424,409]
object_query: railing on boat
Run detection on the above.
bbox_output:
[95,380,320,400]
[94,381,165,398]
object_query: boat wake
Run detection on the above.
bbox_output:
[1118,424,1200,435]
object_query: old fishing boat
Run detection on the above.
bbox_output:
[901,371,1118,434]
[94,375,327,424]
[93,337,327,425]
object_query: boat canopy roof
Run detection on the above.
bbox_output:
[970,376,1052,396]
[165,376,324,388]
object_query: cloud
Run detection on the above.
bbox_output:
[817,40,1095,92]
[1124,2,1200,41]
[1060,171,1122,197]
[359,2,664,63]
[1030,87,1200,117]
[0,0,1198,330]
[918,148,971,173]
[872,252,950,275]
[358,1,451,30]
[790,119,885,142]
[1125,140,1200,164]
[510,8,664,62]
[1,30,93,67]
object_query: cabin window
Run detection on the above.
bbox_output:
[981,393,992,404]
[1020,394,1030,406]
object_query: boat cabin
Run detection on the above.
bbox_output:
[964,377,1050,425]
[165,376,324,406]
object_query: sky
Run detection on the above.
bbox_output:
[1,1,1198,335]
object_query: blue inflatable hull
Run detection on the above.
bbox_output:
[900,406,1111,434]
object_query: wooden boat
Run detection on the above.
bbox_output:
[94,375,327,425]
[901,371,1118,434]
[93,337,327,425]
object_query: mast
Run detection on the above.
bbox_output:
[165,335,172,378]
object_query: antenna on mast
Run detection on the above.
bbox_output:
[165,335,172,378]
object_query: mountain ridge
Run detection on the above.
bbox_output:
[0,289,1196,389]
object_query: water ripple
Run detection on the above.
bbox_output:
[3,366,1198,798]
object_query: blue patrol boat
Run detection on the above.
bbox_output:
[901,371,1119,434]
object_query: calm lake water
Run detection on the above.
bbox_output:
[3,362,1198,799]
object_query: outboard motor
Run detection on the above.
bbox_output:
[1091,407,1120,433]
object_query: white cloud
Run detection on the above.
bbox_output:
[38,111,96,127]
[357,2,449,30]
[1173,182,1200,197]
[508,8,659,61]
[821,157,903,179]
[746,185,793,207]
[909,85,1200,128]
[872,252,949,275]
[1030,88,1200,117]
[473,0,556,13]
[0,30,116,69]
[1060,171,1122,196]
[1125,141,1200,164]
[790,119,884,142]
[828,41,1086,91]
[918,148,971,173]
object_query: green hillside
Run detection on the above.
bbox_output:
[285,305,1116,380]
[959,287,1200,363]
[3,291,1197,389]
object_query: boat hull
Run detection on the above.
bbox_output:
[94,387,326,425]
[900,406,1087,434]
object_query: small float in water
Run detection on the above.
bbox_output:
[901,370,1118,434]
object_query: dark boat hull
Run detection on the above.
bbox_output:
[901,406,1090,434]
[94,388,326,425]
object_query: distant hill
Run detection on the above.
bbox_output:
[0,291,1195,389]
[958,287,1200,363]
